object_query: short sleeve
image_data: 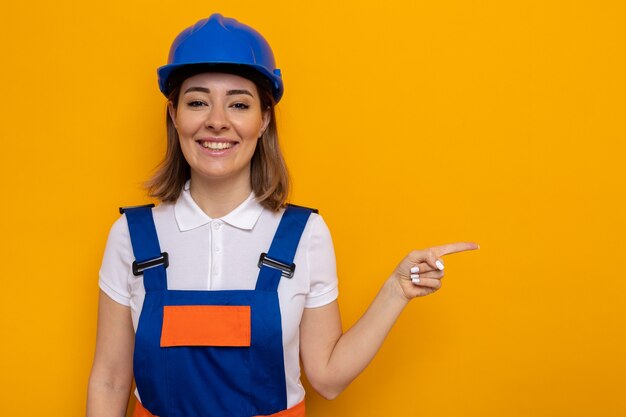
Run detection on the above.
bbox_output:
[98,215,134,306]
[304,214,339,308]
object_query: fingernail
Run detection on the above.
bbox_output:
[410,273,419,279]
[436,260,444,270]
[410,266,420,274]
[412,278,420,284]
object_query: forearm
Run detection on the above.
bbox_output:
[87,292,135,417]
[315,277,408,398]
[86,374,132,417]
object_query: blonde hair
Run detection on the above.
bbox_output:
[145,67,290,211]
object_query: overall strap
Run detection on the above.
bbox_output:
[121,205,168,292]
[255,205,315,292]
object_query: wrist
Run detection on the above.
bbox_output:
[383,276,411,307]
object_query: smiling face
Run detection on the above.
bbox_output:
[169,72,270,189]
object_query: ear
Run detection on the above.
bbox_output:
[259,108,271,138]
[167,101,177,129]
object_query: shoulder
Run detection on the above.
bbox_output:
[105,202,175,247]
[302,209,332,242]
[106,212,131,248]
[276,203,332,240]
[304,212,334,256]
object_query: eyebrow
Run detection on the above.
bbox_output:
[226,89,254,97]
[183,86,254,97]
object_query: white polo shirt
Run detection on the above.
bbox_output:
[99,182,339,407]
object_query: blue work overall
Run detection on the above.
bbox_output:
[123,205,313,417]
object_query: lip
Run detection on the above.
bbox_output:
[195,138,239,155]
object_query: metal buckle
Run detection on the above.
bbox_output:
[119,204,155,214]
[258,253,295,278]
[286,203,319,214]
[132,252,169,276]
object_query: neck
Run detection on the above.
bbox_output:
[189,172,253,218]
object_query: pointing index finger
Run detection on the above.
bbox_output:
[431,242,480,257]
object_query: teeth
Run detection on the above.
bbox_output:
[201,142,234,150]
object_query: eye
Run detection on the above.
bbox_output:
[231,102,250,110]
[186,100,206,108]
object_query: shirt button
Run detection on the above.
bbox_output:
[215,247,221,252]
[212,222,222,230]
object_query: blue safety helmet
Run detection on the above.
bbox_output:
[157,14,284,102]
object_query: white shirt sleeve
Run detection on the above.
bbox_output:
[304,214,339,308]
[98,215,133,306]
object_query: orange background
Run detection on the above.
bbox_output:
[0,1,624,416]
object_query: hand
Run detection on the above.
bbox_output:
[391,242,479,301]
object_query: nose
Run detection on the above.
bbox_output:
[204,105,230,131]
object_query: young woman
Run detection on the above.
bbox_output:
[87,13,478,417]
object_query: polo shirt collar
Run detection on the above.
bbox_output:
[174,180,264,231]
